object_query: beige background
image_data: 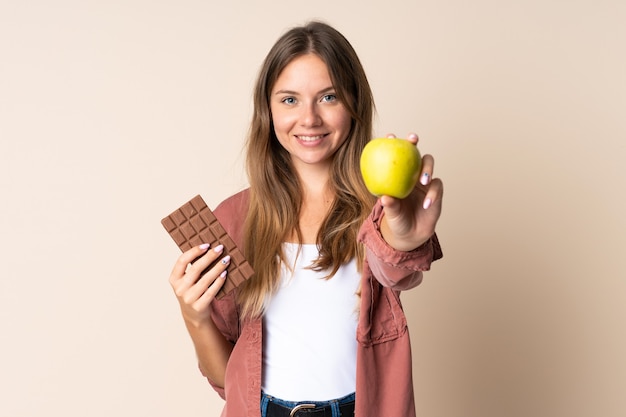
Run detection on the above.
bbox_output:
[1,1,625,416]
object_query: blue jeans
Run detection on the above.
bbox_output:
[261,391,356,417]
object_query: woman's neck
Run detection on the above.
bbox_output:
[287,164,334,244]
[292,158,331,191]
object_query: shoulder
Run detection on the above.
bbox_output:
[214,188,250,219]
[214,188,250,247]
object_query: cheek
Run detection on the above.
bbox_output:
[331,103,351,125]
[270,107,291,133]
[334,110,352,134]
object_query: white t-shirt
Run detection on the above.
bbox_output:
[261,243,360,401]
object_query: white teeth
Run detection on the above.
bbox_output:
[297,135,324,141]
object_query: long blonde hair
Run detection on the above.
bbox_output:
[238,21,376,319]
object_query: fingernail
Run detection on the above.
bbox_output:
[420,172,430,186]
[199,243,211,250]
[219,270,228,278]
[423,198,432,210]
[214,244,224,253]
[220,255,231,265]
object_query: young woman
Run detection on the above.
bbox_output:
[168,21,443,417]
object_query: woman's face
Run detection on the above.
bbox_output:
[270,54,352,173]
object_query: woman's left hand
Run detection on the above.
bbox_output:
[379,133,444,251]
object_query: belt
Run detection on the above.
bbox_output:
[266,400,355,417]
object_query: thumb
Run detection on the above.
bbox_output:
[380,195,403,220]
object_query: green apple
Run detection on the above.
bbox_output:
[360,137,422,199]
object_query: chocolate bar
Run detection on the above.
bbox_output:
[161,195,254,299]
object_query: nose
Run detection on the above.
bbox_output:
[300,102,322,127]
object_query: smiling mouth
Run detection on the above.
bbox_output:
[296,134,327,142]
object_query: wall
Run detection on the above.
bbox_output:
[1,1,624,416]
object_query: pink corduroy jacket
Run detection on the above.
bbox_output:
[205,189,442,417]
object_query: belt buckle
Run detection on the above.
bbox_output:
[289,403,316,416]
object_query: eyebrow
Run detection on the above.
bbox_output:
[274,86,336,96]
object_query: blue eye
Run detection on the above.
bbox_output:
[321,94,337,102]
[282,97,296,105]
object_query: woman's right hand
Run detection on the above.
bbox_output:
[168,243,230,327]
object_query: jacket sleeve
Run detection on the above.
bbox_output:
[204,290,239,399]
[357,200,443,291]
[201,189,250,398]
